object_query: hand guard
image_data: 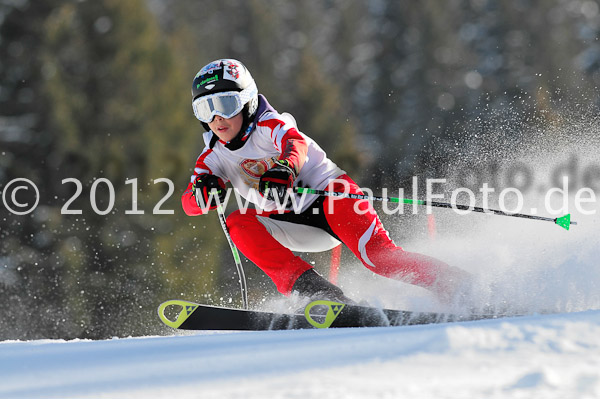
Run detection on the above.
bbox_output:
[259,160,297,203]
[193,174,227,210]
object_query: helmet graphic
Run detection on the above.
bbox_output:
[191,59,259,123]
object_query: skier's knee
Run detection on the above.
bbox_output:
[226,209,252,231]
[226,209,241,223]
[226,210,257,244]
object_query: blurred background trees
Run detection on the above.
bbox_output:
[1,0,600,339]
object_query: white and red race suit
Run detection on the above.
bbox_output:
[182,95,467,299]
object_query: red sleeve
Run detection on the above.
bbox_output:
[258,118,308,175]
[279,127,307,175]
[181,149,214,216]
[181,180,202,216]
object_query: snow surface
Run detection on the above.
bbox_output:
[1,310,600,399]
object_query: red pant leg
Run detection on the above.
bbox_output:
[323,175,468,298]
[226,209,313,295]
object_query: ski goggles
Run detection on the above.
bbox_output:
[192,82,257,123]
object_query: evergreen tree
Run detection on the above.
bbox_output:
[0,0,221,339]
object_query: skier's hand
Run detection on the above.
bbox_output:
[259,160,297,202]
[193,174,227,210]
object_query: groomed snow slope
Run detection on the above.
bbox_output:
[1,310,599,399]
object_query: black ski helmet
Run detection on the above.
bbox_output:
[191,59,259,124]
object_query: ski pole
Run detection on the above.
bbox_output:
[294,187,577,231]
[216,204,248,309]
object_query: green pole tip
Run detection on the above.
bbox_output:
[555,214,571,230]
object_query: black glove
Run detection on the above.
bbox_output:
[259,160,297,202]
[193,174,227,209]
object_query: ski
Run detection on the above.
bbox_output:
[158,299,507,331]
[303,300,504,329]
[158,300,313,330]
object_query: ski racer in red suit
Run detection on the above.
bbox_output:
[182,59,471,304]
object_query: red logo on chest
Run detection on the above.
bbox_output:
[240,159,270,178]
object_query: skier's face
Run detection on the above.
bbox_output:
[208,112,244,142]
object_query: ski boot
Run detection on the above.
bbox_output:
[292,268,355,304]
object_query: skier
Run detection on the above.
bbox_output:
[182,59,471,304]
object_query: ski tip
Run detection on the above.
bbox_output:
[555,214,573,230]
[157,300,199,329]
